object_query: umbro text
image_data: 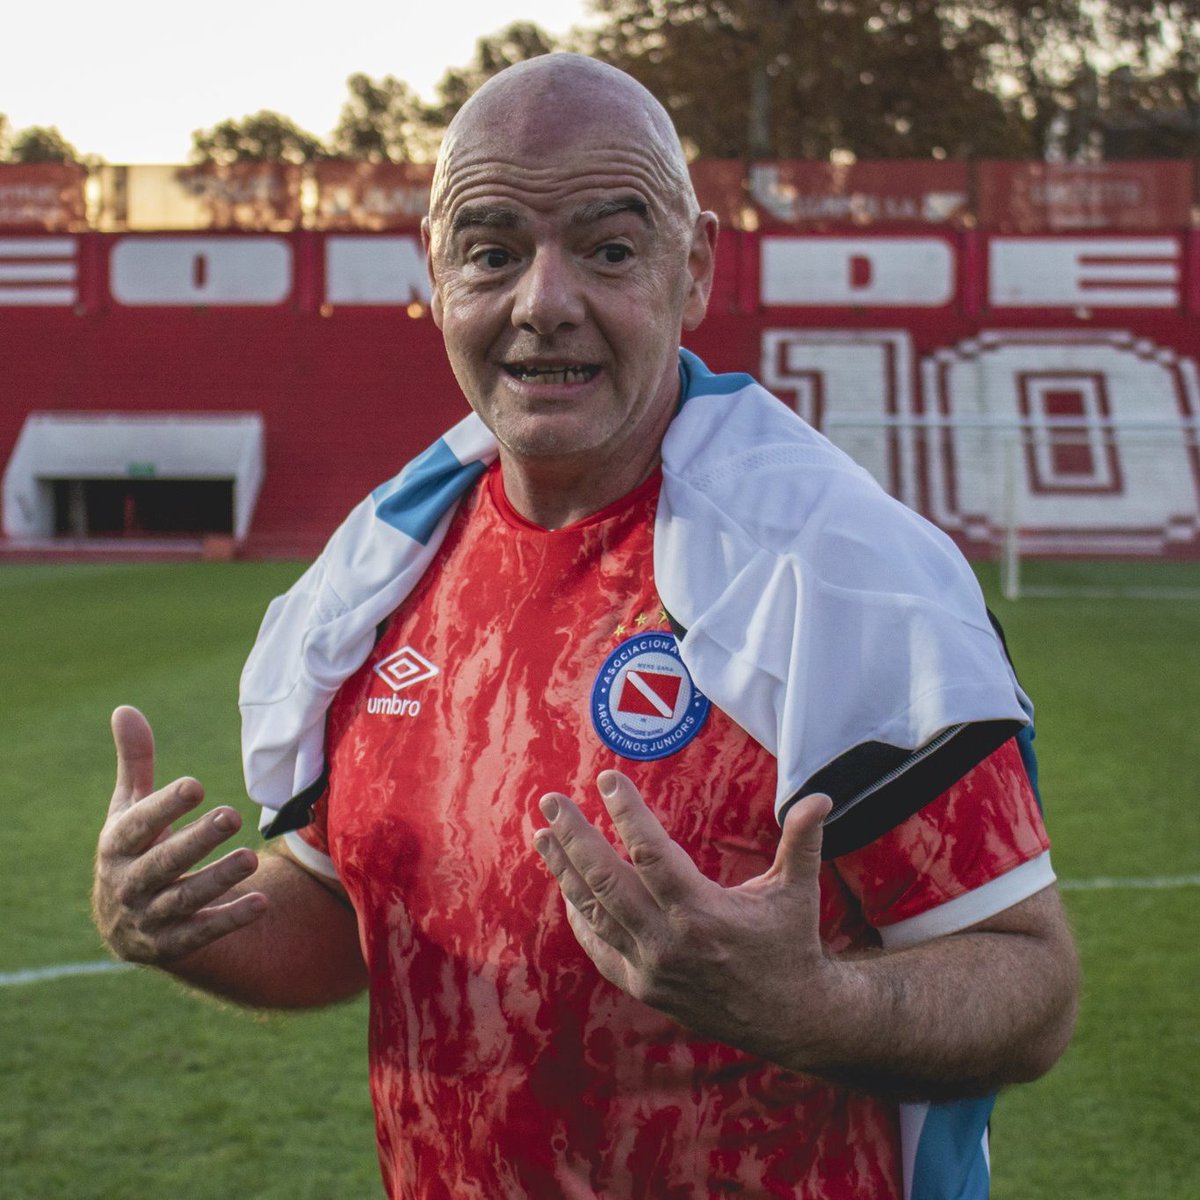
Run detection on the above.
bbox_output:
[366,695,422,717]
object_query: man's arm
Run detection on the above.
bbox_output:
[93,706,366,1009]
[532,771,1079,1102]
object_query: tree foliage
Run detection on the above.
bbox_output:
[430,21,562,125]
[187,24,561,167]
[181,2,1200,166]
[586,0,1032,159]
[0,117,87,164]
[190,111,327,165]
[330,73,441,162]
[584,0,1200,159]
[1100,62,1200,157]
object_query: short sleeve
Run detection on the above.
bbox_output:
[279,680,340,883]
[283,784,339,881]
[833,737,1053,947]
[277,638,368,883]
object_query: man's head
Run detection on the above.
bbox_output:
[422,54,717,492]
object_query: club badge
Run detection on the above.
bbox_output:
[590,631,710,760]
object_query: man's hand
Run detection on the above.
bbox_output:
[532,769,1079,1098]
[93,706,268,965]
[532,769,835,1064]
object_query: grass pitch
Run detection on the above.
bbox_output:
[1,561,1196,1198]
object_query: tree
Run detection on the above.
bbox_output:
[1099,63,1200,157]
[585,0,1200,160]
[431,21,562,125]
[970,0,1200,158]
[1092,2,1200,157]
[327,25,564,161]
[190,111,327,164]
[0,121,86,164]
[330,73,441,162]
[586,0,1033,160]
[184,23,563,168]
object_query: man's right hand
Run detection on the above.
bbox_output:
[93,706,268,965]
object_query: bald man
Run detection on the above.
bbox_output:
[95,54,1078,1199]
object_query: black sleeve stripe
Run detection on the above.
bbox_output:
[261,768,329,839]
[663,605,688,642]
[782,719,1024,860]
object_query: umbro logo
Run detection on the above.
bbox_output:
[368,646,438,717]
[373,646,439,692]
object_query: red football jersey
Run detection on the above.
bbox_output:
[295,463,1050,1199]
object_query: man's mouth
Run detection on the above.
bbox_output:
[504,363,601,385]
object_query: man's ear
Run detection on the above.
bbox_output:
[682,211,718,332]
[421,216,444,329]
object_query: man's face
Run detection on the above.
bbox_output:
[424,110,714,470]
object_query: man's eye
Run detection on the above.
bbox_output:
[473,248,512,269]
[598,244,631,264]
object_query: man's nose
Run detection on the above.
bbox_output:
[511,248,585,334]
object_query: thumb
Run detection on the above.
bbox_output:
[771,792,832,887]
[110,705,155,812]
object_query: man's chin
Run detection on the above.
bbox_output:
[492,416,608,463]
[498,436,599,464]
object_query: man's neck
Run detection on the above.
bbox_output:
[497,445,662,530]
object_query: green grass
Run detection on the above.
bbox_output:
[978,562,1200,1199]
[0,563,379,1198]
[1,561,1197,1198]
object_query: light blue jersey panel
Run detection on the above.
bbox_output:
[372,438,487,544]
[911,1095,995,1200]
[679,346,758,398]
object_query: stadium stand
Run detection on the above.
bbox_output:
[2,159,1198,566]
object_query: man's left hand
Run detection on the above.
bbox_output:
[532,770,835,1063]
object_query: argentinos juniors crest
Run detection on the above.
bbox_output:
[590,631,711,760]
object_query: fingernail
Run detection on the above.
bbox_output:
[539,795,559,821]
[598,772,618,797]
[212,810,237,832]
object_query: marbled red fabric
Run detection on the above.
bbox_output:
[299,463,1048,1199]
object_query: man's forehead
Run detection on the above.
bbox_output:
[431,141,688,238]
[432,60,692,226]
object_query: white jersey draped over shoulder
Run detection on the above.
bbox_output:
[240,350,1030,853]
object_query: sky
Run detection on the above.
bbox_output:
[5,0,597,163]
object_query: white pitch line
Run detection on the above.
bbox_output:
[0,960,134,987]
[3,874,1199,989]
[1058,874,1200,892]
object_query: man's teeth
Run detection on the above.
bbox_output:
[510,365,598,384]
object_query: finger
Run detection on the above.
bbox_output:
[110,706,156,815]
[144,846,260,927]
[562,898,636,993]
[533,822,639,960]
[768,792,832,888]
[102,777,206,860]
[537,789,664,939]
[593,770,702,908]
[152,892,269,963]
[134,805,244,895]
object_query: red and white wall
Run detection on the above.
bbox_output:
[2,227,1199,557]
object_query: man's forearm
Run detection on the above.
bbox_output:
[536,777,1080,1104]
[153,853,368,1010]
[757,888,1079,1100]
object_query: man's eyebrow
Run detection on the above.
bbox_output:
[450,205,522,236]
[570,197,652,227]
